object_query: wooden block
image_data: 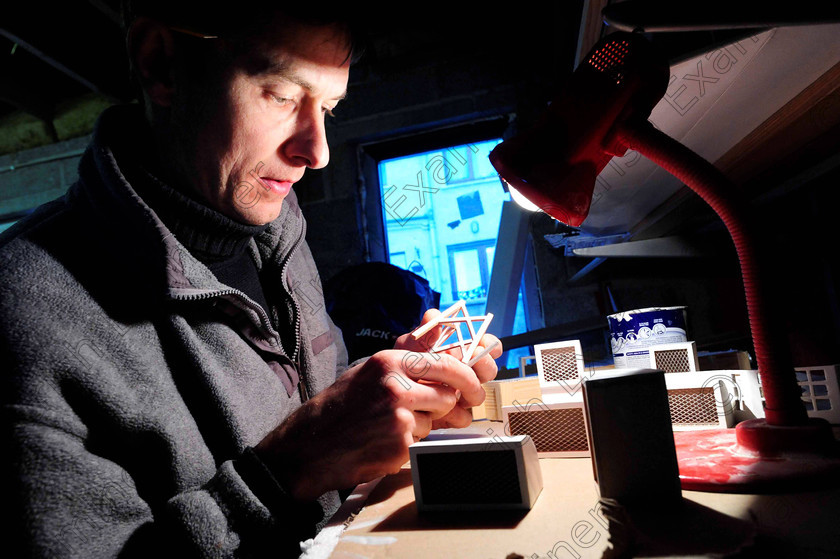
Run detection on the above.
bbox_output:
[409,434,543,511]
[470,393,488,421]
[483,377,541,420]
[496,377,542,412]
[481,382,500,420]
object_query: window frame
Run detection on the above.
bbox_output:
[446,238,497,302]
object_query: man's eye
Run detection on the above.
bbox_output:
[271,95,295,107]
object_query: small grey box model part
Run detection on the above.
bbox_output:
[409,434,543,512]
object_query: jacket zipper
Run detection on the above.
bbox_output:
[279,216,307,399]
[172,288,280,347]
[169,210,310,399]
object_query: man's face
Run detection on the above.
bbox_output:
[168,19,350,225]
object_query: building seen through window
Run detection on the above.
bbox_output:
[379,138,530,368]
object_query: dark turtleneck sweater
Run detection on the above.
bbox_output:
[110,118,272,316]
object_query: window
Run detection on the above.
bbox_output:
[376,137,533,369]
[447,239,495,302]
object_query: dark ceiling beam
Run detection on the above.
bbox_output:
[87,0,123,26]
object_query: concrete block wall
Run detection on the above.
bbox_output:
[0,135,90,233]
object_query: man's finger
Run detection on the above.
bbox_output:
[468,334,503,384]
[398,351,485,407]
[410,308,444,353]
[413,409,433,440]
[431,405,474,429]
[383,372,459,419]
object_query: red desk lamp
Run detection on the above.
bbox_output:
[489,30,840,491]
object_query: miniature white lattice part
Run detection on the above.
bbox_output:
[744,365,840,425]
[534,340,585,396]
[648,341,699,373]
[794,365,840,425]
[411,300,495,364]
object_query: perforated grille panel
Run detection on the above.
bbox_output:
[540,347,580,383]
[668,387,718,425]
[507,408,588,453]
[654,349,692,373]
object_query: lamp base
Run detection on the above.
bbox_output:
[674,420,840,493]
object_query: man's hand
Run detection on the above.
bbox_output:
[253,308,502,501]
[253,346,491,501]
[394,307,502,429]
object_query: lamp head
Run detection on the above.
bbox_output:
[489,31,670,226]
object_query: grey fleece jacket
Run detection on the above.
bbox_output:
[0,105,349,558]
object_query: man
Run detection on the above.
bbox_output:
[0,3,501,557]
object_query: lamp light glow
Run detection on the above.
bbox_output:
[503,179,541,212]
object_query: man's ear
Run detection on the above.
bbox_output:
[127,17,176,107]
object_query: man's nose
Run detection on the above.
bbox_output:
[284,103,330,169]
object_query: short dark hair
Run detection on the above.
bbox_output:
[122,2,366,110]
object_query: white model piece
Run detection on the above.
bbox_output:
[502,398,590,458]
[409,434,543,511]
[582,369,681,505]
[743,365,840,425]
[411,299,498,366]
[519,354,537,377]
[730,369,765,421]
[533,340,585,397]
[663,371,735,429]
[794,364,840,424]
[648,341,699,373]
